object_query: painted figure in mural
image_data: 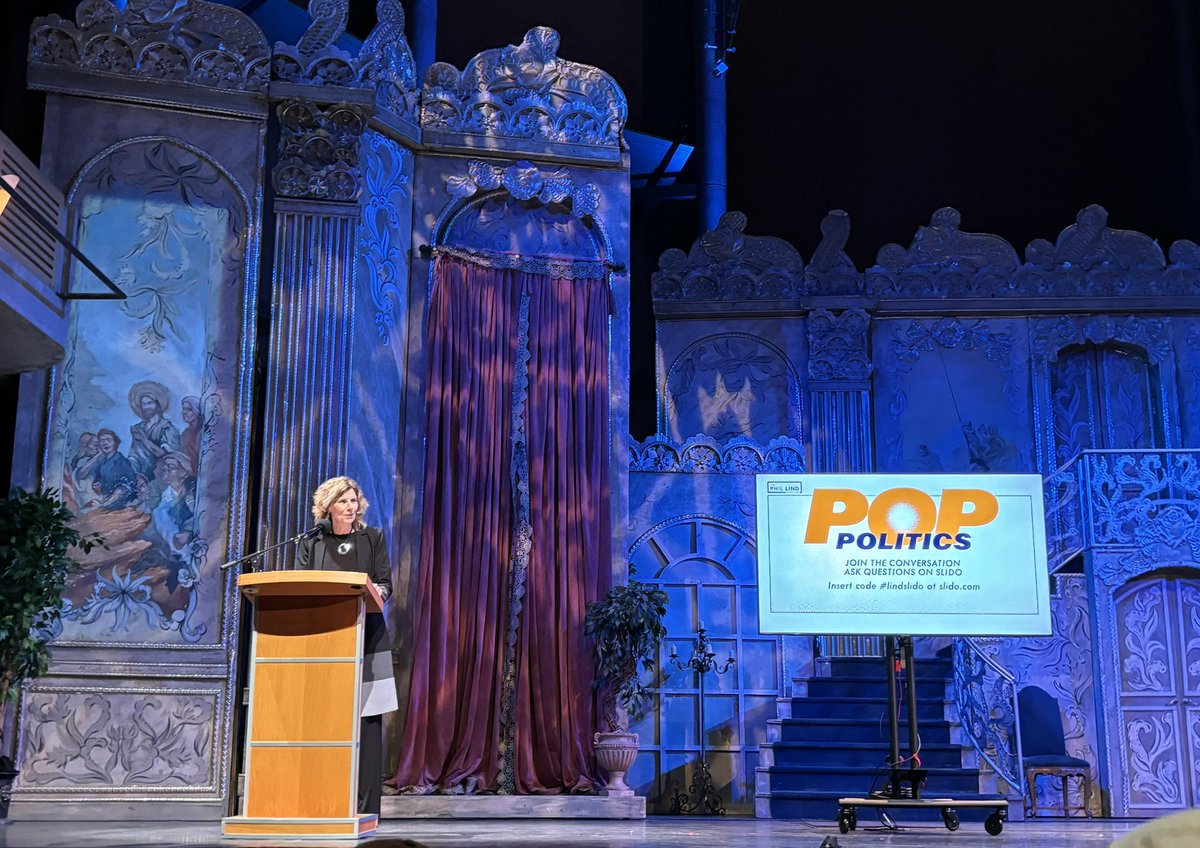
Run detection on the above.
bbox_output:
[128,380,181,478]
[151,451,197,555]
[180,395,202,475]
[70,431,101,494]
[913,443,944,471]
[296,476,397,816]
[88,428,140,509]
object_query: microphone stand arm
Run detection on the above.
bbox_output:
[218,528,315,571]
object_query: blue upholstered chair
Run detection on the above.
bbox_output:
[1018,685,1093,817]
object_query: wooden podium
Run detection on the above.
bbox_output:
[222,570,383,839]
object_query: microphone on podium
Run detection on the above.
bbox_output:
[218,519,330,571]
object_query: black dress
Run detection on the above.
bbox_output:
[297,526,396,816]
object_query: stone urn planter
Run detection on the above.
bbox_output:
[585,567,667,799]
[593,730,639,797]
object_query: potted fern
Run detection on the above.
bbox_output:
[0,488,100,817]
[585,567,668,797]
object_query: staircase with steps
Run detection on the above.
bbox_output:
[756,654,1003,822]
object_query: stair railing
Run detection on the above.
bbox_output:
[814,635,884,658]
[951,637,1024,795]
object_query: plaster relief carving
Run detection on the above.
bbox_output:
[29,0,270,92]
[18,688,218,789]
[653,212,804,301]
[359,133,411,343]
[1083,453,1200,582]
[1030,316,1172,365]
[421,27,627,148]
[272,0,417,122]
[876,207,1020,274]
[446,160,599,217]
[652,206,1200,303]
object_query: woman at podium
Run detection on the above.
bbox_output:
[297,475,398,816]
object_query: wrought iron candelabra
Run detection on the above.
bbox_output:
[668,623,736,815]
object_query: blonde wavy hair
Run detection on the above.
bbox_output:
[311,476,369,530]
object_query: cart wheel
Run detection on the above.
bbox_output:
[838,812,850,834]
[943,810,960,831]
[848,809,858,831]
[985,812,1004,836]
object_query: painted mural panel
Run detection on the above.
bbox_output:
[48,139,250,647]
[874,317,1033,473]
[662,332,802,444]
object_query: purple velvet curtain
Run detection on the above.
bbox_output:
[391,254,612,794]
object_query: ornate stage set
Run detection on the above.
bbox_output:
[4,0,1200,832]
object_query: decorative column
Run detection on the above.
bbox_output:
[807,308,874,472]
[259,100,366,554]
[806,308,875,659]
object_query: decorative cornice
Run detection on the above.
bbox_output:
[653,206,1200,304]
[273,100,366,202]
[28,0,270,94]
[420,27,627,149]
[627,434,805,475]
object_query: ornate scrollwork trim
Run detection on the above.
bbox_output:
[497,290,533,795]
[434,245,609,280]
[627,434,806,475]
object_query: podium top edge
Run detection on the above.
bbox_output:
[237,571,383,610]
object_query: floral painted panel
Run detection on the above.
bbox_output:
[48,139,250,646]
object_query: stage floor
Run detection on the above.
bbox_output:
[0,817,1142,847]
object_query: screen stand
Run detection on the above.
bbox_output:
[838,643,1010,835]
[883,635,927,800]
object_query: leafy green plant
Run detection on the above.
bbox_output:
[0,489,101,708]
[585,568,668,731]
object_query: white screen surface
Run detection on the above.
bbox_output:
[755,473,1051,636]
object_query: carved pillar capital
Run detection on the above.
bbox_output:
[807,308,872,382]
[272,100,367,202]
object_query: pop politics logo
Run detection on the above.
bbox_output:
[801,487,1000,552]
